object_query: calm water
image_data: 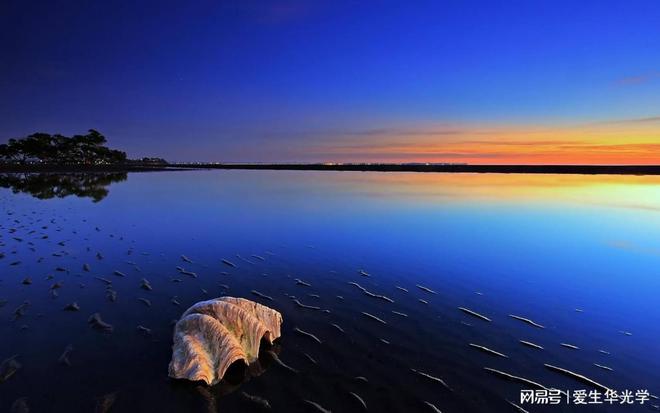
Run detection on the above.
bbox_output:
[1,170,659,412]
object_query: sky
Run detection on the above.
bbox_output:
[1,0,659,164]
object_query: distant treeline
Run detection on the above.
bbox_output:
[0,130,167,166]
[0,130,127,165]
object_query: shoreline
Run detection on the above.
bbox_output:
[162,163,660,175]
[1,163,660,175]
[0,165,192,173]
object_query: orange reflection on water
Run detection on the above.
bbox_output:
[316,172,660,211]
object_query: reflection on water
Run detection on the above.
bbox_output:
[0,170,659,413]
[318,172,660,210]
[0,172,127,202]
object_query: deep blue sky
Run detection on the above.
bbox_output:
[1,0,659,162]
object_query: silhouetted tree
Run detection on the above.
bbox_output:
[0,130,127,165]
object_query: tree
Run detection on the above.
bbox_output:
[0,130,127,165]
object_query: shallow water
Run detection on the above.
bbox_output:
[1,170,659,412]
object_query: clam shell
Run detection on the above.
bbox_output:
[168,297,283,385]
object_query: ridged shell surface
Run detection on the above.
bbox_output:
[169,297,283,385]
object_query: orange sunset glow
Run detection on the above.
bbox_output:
[307,118,660,165]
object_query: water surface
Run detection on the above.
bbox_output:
[1,170,659,412]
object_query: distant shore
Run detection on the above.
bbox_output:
[2,163,660,175]
[170,163,660,175]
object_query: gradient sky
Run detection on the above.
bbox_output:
[1,0,659,164]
